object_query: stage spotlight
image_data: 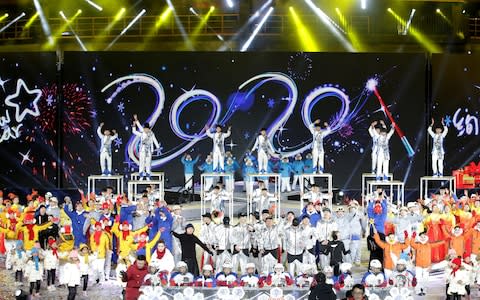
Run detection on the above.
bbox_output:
[0,13,8,22]
[240,6,274,52]
[24,12,39,28]
[361,0,367,10]
[225,0,234,8]
[166,0,192,49]
[33,0,52,45]
[155,7,172,28]
[289,6,319,51]
[60,11,87,51]
[106,9,146,50]
[403,9,416,35]
[436,8,441,14]
[335,7,364,51]
[190,6,215,39]
[0,12,25,34]
[85,0,103,11]
[304,0,355,52]
[189,7,197,15]
[388,8,440,52]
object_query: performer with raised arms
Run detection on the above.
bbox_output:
[368,121,385,174]
[309,119,331,174]
[97,122,118,176]
[373,120,395,181]
[205,124,231,173]
[428,118,448,177]
[251,128,277,173]
[132,114,160,181]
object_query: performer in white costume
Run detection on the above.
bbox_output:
[368,121,385,174]
[372,120,395,181]
[251,128,277,173]
[428,118,448,177]
[97,123,118,176]
[309,119,331,174]
[132,114,160,181]
[205,124,231,172]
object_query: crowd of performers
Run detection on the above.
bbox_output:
[1,184,480,300]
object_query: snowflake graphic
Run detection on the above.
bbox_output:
[114,137,123,148]
[444,115,452,127]
[244,131,251,140]
[154,143,164,156]
[267,98,275,108]
[117,102,125,113]
[46,94,54,106]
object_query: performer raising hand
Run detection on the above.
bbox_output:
[205,124,231,173]
[132,114,160,181]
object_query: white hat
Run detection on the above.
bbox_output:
[323,266,333,273]
[399,206,408,212]
[45,192,52,198]
[172,205,181,211]
[176,261,187,269]
[50,197,58,202]
[396,259,407,265]
[202,264,213,271]
[340,263,352,273]
[370,259,382,269]
[246,263,255,270]
[349,200,359,207]
[302,264,314,273]
[223,262,233,269]
[406,202,417,208]
[274,263,284,271]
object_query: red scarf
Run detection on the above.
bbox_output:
[122,229,130,240]
[52,248,58,258]
[156,249,166,259]
[137,240,146,250]
[26,224,35,240]
[93,231,102,246]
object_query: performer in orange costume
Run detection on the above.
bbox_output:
[423,205,450,262]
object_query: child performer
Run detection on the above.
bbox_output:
[251,128,277,173]
[132,114,160,181]
[291,154,304,190]
[198,154,214,191]
[44,238,60,291]
[97,122,118,176]
[11,240,27,286]
[368,121,385,174]
[25,247,44,297]
[428,118,448,177]
[374,120,395,181]
[180,153,200,191]
[205,124,231,173]
[279,156,292,192]
[309,119,331,174]
[63,250,81,300]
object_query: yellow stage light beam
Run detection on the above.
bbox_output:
[190,6,215,40]
[436,8,464,39]
[91,7,126,50]
[24,12,39,28]
[335,7,364,52]
[0,13,9,22]
[289,7,320,51]
[43,9,81,49]
[388,8,441,53]
[137,6,172,50]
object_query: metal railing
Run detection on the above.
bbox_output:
[469,18,480,39]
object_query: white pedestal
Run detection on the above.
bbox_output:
[87,175,124,196]
[420,176,456,200]
[367,180,405,206]
[127,180,164,202]
[130,172,164,181]
[201,173,235,220]
[361,173,393,206]
[300,174,333,210]
[247,173,281,219]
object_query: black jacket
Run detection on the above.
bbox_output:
[308,283,336,300]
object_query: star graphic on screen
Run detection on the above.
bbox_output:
[227,140,237,150]
[46,94,55,106]
[243,131,250,140]
[117,102,125,113]
[267,98,275,108]
[114,137,123,148]
[5,79,42,123]
[444,115,452,127]
[19,149,32,165]
[181,85,197,93]
[0,76,10,92]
